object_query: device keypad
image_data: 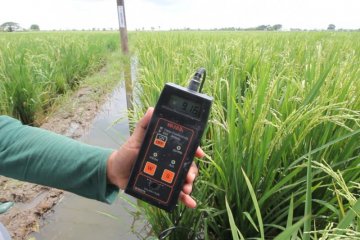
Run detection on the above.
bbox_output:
[134,118,195,204]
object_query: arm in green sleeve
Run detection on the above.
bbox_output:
[0,116,119,203]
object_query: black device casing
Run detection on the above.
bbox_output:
[125,83,212,212]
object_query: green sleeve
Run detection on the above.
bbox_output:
[0,116,119,204]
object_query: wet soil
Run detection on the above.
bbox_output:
[0,86,113,240]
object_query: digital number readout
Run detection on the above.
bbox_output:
[168,95,201,118]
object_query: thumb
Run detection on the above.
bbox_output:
[129,107,154,148]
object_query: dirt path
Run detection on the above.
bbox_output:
[0,86,115,240]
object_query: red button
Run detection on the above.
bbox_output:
[144,162,157,176]
[154,139,166,148]
[161,169,175,184]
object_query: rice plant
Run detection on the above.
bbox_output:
[130,31,360,239]
[0,31,118,125]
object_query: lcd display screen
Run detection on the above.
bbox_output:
[168,95,201,118]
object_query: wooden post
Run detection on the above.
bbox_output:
[116,0,129,55]
[116,0,132,113]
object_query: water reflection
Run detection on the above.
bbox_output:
[30,82,148,240]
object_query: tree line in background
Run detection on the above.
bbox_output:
[0,22,40,32]
[172,24,359,32]
[1,22,359,32]
[0,22,114,32]
[208,24,284,31]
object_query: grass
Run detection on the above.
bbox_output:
[128,31,360,239]
[0,31,119,125]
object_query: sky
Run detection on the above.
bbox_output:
[0,0,359,31]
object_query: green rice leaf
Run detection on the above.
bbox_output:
[336,197,360,231]
[242,168,265,239]
[303,152,313,240]
[312,199,339,215]
[243,211,259,232]
[225,196,241,240]
[286,194,294,229]
[274,217,308,240]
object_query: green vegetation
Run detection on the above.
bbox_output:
[0,22,21,32]
[30,24,40,31]
[1,30,358,239]
[129,31,360,239]
[0,32,118,125]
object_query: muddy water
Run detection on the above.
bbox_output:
[31,82,147,240]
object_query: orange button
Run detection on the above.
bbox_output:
[144,162,157,176]
[161,169,175,184]
[154,139,166,148]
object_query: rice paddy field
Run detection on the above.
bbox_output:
[130,31,360,239]
[1,31,360,239]
[0,32,118,125]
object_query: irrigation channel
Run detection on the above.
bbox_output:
[30,57,147,239]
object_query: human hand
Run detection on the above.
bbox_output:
[106,107,204,208]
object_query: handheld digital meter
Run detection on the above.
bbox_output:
[125,68,212,212]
